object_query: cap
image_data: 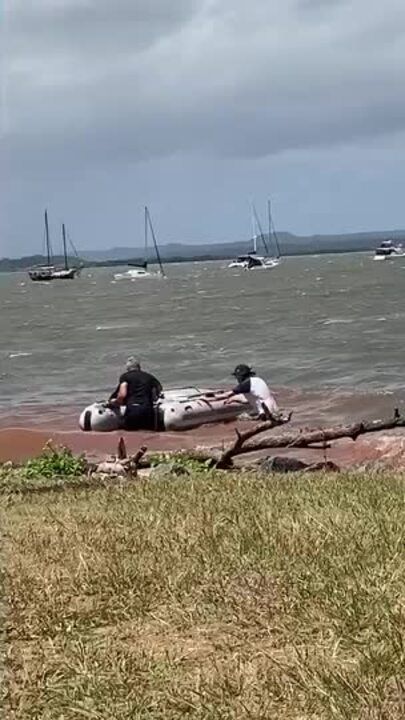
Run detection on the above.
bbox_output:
[232,364,255,379]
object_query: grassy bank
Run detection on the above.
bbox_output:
[2,470,405,718]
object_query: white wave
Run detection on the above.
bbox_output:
[96,323,137,331]
[323,318,354,326]
[9,352,33,359]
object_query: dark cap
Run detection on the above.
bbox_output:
[232,364,255,380]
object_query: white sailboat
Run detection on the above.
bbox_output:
[228,200,281,270]
[114,206,166,280]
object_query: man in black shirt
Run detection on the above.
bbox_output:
[109,357,163,430]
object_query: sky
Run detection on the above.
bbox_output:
[2,0,405,257]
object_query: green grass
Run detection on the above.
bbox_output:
[1,470,405,718]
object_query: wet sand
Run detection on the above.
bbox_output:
[1,387,404,468]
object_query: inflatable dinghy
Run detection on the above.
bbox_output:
[79,387,249,432]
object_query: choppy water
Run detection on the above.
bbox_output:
[1,254,404,418]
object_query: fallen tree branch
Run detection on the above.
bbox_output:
[190,409,405,468]
[216,412,293,468]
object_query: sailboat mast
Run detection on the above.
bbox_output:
[144,206,148,267]
[268,199,281,259]
[146,207,166,277]
[62,223,68,270]
[44,210,51,266]
[251,203,257,254]
[252,203,270,255]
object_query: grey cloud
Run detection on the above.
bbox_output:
[5,0,405,161]
[3,0,405,256]
[8,0,200,55]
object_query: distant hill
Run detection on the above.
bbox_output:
[78,230,405,262]
[0,255,80,272]
[1,230,405,271]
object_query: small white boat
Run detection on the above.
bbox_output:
[114,267,152,280]
[114,206,166,280]
[374,240,405,261]
[228,200,281,271]
[228,254,279,270]
[79,386,249,432]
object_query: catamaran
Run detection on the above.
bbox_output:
[28,211,80,281]
[114,206,166,280]
[228,200,281,270]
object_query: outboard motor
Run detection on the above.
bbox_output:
[79,403,123,432]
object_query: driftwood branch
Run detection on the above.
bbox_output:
[216,412,293,468]
[192,409,405,468]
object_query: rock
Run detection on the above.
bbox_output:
[304,460,340,473]
[150,462,191,479]
[259,456,308,473]
[258,456,340,474]
[95,461,127,476]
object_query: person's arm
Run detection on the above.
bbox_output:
[153,377,163,397]
[109,383,120,401]
[214,379,251,403]
[110,381,128,406]
[224,379,251,404]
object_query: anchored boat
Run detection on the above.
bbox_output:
[79,387,249,432]
[28,211,80,281]
[374,239,405,261]
[114,206,166,280]
[228,200,281,270]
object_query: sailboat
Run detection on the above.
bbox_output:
[51,224,80,279]
[114,206,166,280]
[228,200,280,270]
[267,199,281,267]
[28,211,79,281]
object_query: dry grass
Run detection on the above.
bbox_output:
[1,470,405,718]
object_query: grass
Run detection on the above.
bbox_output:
[1,469,405,718]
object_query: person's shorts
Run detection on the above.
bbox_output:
[124,404,155,431]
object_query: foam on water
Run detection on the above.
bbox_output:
[323,318,355,326]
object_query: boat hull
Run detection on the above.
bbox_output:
[79,388,249,432]
[114,269,155,280]
[28,267,79,281]
[228,255,280,270]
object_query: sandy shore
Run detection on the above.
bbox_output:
[1,387,404,467]
[0,424,236,463]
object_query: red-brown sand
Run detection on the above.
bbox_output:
[1,420,404,470]
[1,387,404,468]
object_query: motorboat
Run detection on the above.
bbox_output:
[374,239,405,261]
[79,386,249,432]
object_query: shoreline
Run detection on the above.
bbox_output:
[1,422,405,472]
[1,387,404,467]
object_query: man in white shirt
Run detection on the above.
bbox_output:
[223,364,279,420]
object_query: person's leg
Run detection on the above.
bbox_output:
[124,404,155,431]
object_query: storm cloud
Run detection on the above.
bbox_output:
[3,0,405,255]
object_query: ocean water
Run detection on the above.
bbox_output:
[1,253,404,420]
